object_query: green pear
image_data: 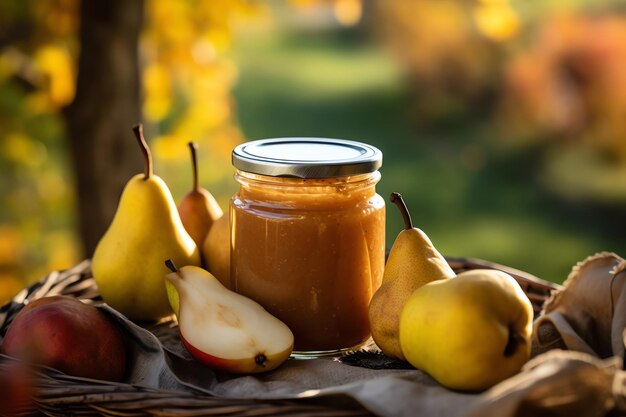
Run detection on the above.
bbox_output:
[178,142,223,256]
[369,192,455,360]
[399,269,533,391]
[92,124,201,321]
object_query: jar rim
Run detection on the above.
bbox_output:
[232,138,382,178]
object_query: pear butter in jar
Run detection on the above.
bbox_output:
[231,138,385,356]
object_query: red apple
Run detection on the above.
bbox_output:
[1,296,126,381]
[0,362,35,416]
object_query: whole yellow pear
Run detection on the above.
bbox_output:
[178,142,223,253]
[92,125,201,321]
[369,192,455,360]
[202,213,230,288]
[399,269,533,391]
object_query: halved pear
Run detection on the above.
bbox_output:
[165,262,294,374]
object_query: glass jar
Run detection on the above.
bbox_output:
[231,138,385,355]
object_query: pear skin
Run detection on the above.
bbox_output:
[178,142,223,254]
[164,261,293,373]
[369,192,455,360]
[92,125,201,321]
[399,269,533,391]
[202,213,230,288]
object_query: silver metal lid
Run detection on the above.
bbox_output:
[232,138,382,178]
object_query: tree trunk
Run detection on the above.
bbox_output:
[64,0,144,258]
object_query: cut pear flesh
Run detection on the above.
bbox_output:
[166,266,294,373]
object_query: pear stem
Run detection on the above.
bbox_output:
[188,142,199,192]
[132,123,153,180]
[390,192,413,230]
[165,259,178,273]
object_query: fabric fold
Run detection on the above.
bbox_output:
[5,251,626,417]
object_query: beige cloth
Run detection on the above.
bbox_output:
[533,252,626,360]
[98,252,626,417]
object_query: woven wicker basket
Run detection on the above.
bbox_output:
[0,258,561,416]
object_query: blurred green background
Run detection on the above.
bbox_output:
[2,0,626,303]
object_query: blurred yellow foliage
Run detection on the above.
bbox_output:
[334,0,363,27]
[0,274,24,305]
[34,45,75,106]
[32,0,79,38]
[45,231,80,271]
[141,0,258,202]
[374,0,500,123]
[0,226,24,266]
[378,1,481,75]
[0,226,26,304]
[0,0,261,299]
[501,13,626,161]
[474,0,520,41]
[153,134,190,162]
[2,134,46,167]
[289,0,318,6]
[143,63,173,120]
[288,0,364,26]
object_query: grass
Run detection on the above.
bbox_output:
[229,28,626,283]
